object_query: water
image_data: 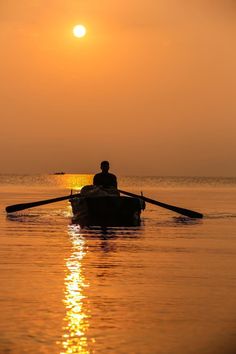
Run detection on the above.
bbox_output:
[1,175,236,354]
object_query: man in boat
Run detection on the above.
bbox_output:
[93,161,117,189]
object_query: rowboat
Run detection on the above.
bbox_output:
[70,185,145,227]
[5,184,203,220]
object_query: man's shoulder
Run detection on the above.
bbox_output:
[93,173,103,181]
[94,172,116,179]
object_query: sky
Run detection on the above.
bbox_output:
[0,0,236,176]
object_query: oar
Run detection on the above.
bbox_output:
[118,189,203,219]
[5,193,81,214]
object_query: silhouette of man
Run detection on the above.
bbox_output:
[93,161,117,188]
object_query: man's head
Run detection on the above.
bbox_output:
[100,160,110,173]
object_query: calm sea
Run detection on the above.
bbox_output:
[1,175,236,354]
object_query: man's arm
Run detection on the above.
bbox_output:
[93,174,99,185]
[112,174,118,188]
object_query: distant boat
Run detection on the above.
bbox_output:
[53,172,66,175]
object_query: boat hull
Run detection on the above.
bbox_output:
[70,196,144,227]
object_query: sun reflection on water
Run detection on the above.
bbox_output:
[61,225,92,354]
[61,174,93,192]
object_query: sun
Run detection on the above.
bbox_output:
[73,25,87,38]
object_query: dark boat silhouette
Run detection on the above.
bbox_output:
[70,185,145,227]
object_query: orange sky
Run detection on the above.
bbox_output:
[1,1,236,176]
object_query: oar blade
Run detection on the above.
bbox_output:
[170,207,203,219]
[6,204,31,213]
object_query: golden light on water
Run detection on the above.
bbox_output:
[73,25,87,38]
[55,174,93,192]
[51,174,93,218]
[61,225,92,354]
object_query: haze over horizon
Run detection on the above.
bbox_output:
[1,1,236,177]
